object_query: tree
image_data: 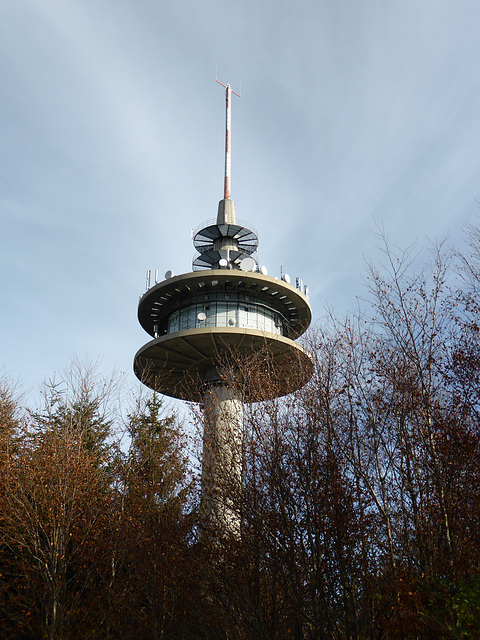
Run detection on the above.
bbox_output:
[191,233,480,639]
[0,362,118,640]
[2,230,480,638]
[102,391,195,639]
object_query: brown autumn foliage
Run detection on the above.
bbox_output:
[194,233,480,639]
[0,231,480,638]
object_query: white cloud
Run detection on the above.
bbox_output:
[1,0,480,394]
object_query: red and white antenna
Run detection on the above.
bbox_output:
[216,77,240,200]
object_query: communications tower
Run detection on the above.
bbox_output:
[134,82,312,537]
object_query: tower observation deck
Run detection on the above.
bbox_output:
[134,82,312,537]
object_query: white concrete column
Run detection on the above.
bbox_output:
[201,385,243,539]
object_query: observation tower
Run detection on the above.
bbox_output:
[134,81,312,537]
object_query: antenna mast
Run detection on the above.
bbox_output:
[216,78,240,199]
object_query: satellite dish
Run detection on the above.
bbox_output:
[282,273,291,284]
[228,318,236,326]
[260,265,268,276]
[219,258,228,268]
[165,270,174,279]
[240,257,256,272]
[197,312,206,321]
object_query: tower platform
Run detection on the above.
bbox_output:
[134,269,312,401]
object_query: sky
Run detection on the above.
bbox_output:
[1,0,480,401]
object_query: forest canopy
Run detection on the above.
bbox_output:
[1,230,480,639]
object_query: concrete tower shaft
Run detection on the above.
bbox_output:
[201,385,243,537]
[217,197,237,225]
